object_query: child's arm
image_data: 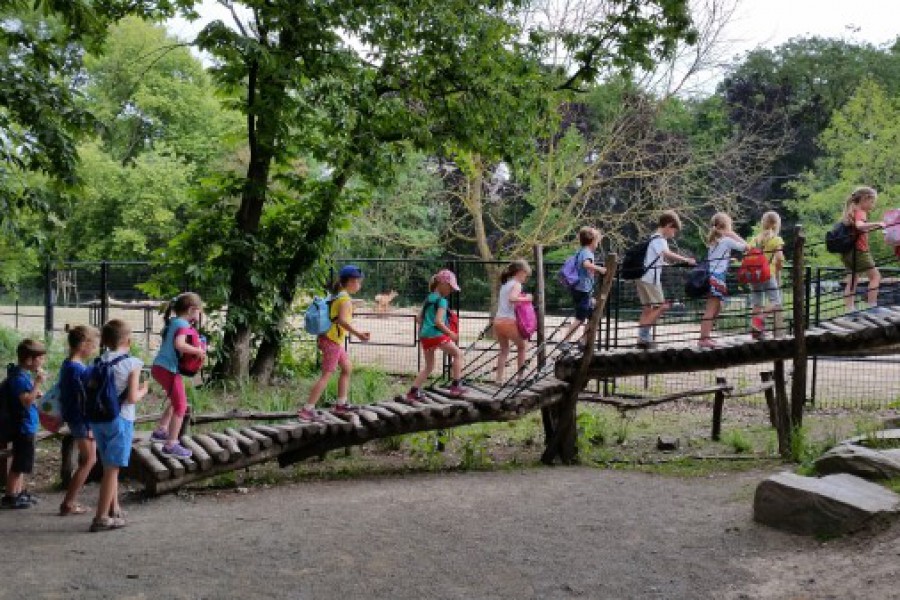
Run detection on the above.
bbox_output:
[582,258,606,275]
[174,333,205,358]
[434,306,458,342]
[508,282,533,303]
[17,370,45,408]
[661,249,696,266]
[855,217,885,232]
[334,300,371,342]
[124,367,148,405]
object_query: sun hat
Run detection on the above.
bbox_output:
[339,265,363,279]
[434,269,460,291]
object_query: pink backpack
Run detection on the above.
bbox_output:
[515,301,538,340]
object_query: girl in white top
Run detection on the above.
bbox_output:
[699,212,747,348]
[493,260,533,383]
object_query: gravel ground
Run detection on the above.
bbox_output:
[1,466,899,600]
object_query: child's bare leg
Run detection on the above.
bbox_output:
[514,336,527,380]
[5,471,23,496]
[444,343,463,381]
[411,350,437,390]
[845,272,857,311]
[95,466,118,521]
[336,357,352,401]
[495,335,510,383]
[304,371,333,409]
[699,298,719,339]
[62,438,96,508]
[867,268,881,306]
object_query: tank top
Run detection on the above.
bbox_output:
[496,280,517,319]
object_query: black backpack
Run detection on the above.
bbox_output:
[826,222,856,254]
[684,262,711,299]
[0,364,24,440]
[84,355,129,423]
[621,234,662,280]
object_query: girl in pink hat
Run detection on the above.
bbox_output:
[405,269,465,402]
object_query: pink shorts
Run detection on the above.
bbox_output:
[151,365,188,417]
[318,336,349,373]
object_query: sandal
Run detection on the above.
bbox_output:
[59,502,89,516]
[89,516,127,532]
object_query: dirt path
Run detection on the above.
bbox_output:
[2,467,898,599]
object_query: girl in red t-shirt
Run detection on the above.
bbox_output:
[841,186,885,312]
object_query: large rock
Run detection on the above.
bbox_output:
[815,444,900,479]
[753,472,900,536]
[841,428,900,447]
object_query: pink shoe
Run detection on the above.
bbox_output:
[445,384,465,397]
[697,337,717,349]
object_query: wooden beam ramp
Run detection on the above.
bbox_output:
[126,378,568,496]
[556,306,900,381]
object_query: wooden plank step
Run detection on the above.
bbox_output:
[318,411,354,434]
[363,404,402,426]
[241,427,274,449]
[252,424,289,444]
[180,436,212,470]
[225,427,260,455]
[132,445,170,481]
[422,391,472,409]
[415,396,455,418]
[150,443,187,478]
[831,317,868,332]
[208,431,242,458]
[193,433,229,463]
[379,400,419,422]
[818,322,857,335]
[274,423,306,440]
[355,407,384,430]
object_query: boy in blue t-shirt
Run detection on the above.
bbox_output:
[1,339,46,509]
[559,226,606,349]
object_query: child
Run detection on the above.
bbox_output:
[493,260,533,383]
[636,211,696,349]
[150,292,206,457]
[405,269,465,402]
[748,211,785,340]
[0,339,46,510]
[298,266,370,422]
[58,325,100,516]
[560,227,607,347]
[841,186,884,312]
[89,319,147,532]
[698,213,747,348]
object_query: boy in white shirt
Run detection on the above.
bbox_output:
[636,211,696,349]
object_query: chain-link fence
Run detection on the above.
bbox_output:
[4,258,900,409]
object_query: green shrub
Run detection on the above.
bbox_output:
[722,429,752,454]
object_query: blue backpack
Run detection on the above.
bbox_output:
[557,249,585,290]
[84,355,129,423]
[304,296,334,336]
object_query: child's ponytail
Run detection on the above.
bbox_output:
[706,212,732,246]
[843,186,877,225]
[500,260,531,284]
[160,292,202,338]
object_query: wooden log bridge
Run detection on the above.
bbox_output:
[555,306,900,381]
[126,378,569,495]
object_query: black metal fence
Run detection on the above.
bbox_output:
[3,258,899,409]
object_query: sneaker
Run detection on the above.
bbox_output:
[697,337,717,349]
[333,403,360,416]
[401,391,424,406]
[89,516,127,532]
[19,490,38,505]
[150,427,169,442]
[1,494,33,509]
[161,443,192,459]
[297,407,326,423]
[445,384,465,398]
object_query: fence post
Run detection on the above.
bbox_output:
[790,226,807,428]
[99,260,109,325]
[43,261,54,337]
[711,376,727,441]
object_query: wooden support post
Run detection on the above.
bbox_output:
[59,435,77,488]
[542,254,617,465]
[711,376,726,441]
[534,245,555,440]
[790,226,807,428]
[773,360,791,457]
[761,371,777,429]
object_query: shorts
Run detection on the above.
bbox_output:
[709,272,728,301]
[66,420,91,440]
[492,318,521,341]
[635,281,665,306]
[10,434,35,474]
[842,250,875,273]
[91,416,134,468]
[151,364,188,417]
[571,290,593,321]
[317,336,349,374]
[421,335,452,351]
[751,278,782,307]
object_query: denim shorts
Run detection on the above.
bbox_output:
[66,420,91,440]
[750,278,782,307]
[571,290,593,321]
[90,416,134,468]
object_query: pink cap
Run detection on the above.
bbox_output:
[435,269,460,291]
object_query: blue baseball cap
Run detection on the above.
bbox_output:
[339,265,363,279]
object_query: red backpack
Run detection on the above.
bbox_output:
[176,327,207,377]
[737,244,771,285]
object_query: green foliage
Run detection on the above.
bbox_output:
[459,429,493,470]
[722,429,752,454]
[576,409,610,456]
[409,431,447,470]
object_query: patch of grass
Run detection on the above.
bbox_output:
[722,430,753,454]
[459,430,492,470]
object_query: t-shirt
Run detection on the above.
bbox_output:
[153,317,191,373]
[750,234,784,270]
[496,280,518,319]
[641,235,668,286]
[58,359,89,427]
[100,350,143,422]
[853,209,869,252]
[8,366,38,436]
[419,292,449,339]
[575,247,596,293]
[325,291,352,345]
[707,237,747,275]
